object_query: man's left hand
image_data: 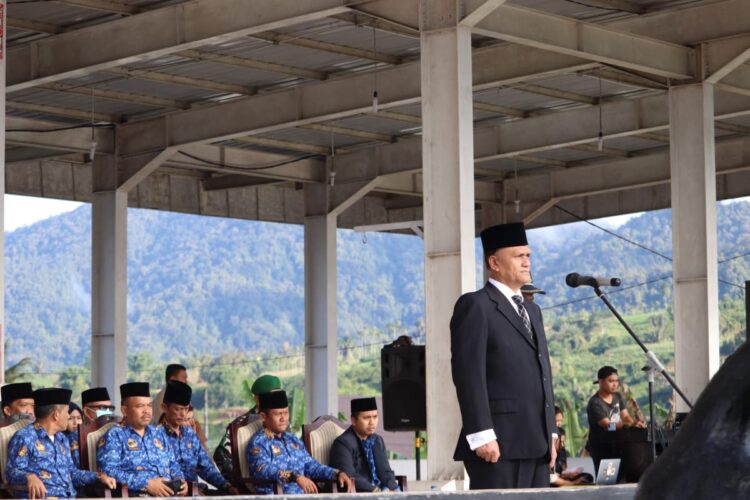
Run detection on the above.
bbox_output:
[337,472,354,492]
[176,480,189,496]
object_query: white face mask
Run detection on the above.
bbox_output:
[95,407,114,418]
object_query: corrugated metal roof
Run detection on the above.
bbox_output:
[534,147,601,162]
[261,127,364,149]
[605,136,668,151]
[9,3,108,26]
[324,115,416,137]
[475,87,570,112]
[10,87,157,116]
[5,0,743,204]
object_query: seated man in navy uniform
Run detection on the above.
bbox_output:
[2,382,35,419]
[247,391,354,494]
[97,382,187,497]
[159,380,239,494]
[329,397,399,492]
[81,387,115,425]
[6,387,116,498]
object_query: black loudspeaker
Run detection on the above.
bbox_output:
[381,344,426,431]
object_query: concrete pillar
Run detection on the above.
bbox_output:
[91,155,128,408]
[420,0,476,480]
[0,0,7,384]
[304,183,338,420]
[669,83,720,412]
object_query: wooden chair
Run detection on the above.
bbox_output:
[301,415,350,493]
[303,415,407,492]
[0,416,33,498]
[80,417,126,498]
[229,414,281,494]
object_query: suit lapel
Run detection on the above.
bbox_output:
[484,283,537,350]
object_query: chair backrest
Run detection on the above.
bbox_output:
[0,418,33,483]
[81,420,120,472]
[302,415,347,466]
[231,415,263,481]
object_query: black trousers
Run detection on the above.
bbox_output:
[465,458,550,490]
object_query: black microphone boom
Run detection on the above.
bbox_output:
[565,272,621,288]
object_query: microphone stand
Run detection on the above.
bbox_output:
[592,287,693,460]
[642,364,657,460]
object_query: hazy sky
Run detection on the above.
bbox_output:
[4,194,83,232]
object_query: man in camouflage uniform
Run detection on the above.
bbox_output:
[214,374,281,483]
[159,380,238,494]
[6,388,116,498]
[97,382,186,497]
[247,391,353,495]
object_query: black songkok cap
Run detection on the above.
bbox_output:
[594,366,619,384]
[34,388,72,407]
[163,380,192,406]
[82,387,111,406]
[351,397,377,415]
[259,390,288,411]
[521,283,546,295]
[480,222,528,255]
[120,382,150,400]
[1,383,33,405]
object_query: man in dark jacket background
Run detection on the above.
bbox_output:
[329,398,399,492]
[450,222,557,489]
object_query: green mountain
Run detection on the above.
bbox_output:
[6,207,426,368]
[6,201,750,369]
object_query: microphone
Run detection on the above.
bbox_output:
[565,272,621,288]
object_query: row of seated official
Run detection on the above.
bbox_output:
[3,381,232,498]
[247,392,400,494]
[1,378,401,497]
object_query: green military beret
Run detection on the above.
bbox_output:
[250,375,281,396]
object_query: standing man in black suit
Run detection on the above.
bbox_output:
[329,398,400,492]
[450,222,557,489]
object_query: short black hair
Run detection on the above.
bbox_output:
[554,406,564,415]
[34,404,66,420]
[165,364,187,382]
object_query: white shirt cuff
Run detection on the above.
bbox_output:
[552,432,559,439]
[466,429,497,450]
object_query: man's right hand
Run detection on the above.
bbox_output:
[27,473,47,499]
[146,477,175,497]
[296,475,319,494]
[475,439,501,463]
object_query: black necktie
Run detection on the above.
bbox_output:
[512,295,534,341]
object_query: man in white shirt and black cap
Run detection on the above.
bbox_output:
[450,222,557,489]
